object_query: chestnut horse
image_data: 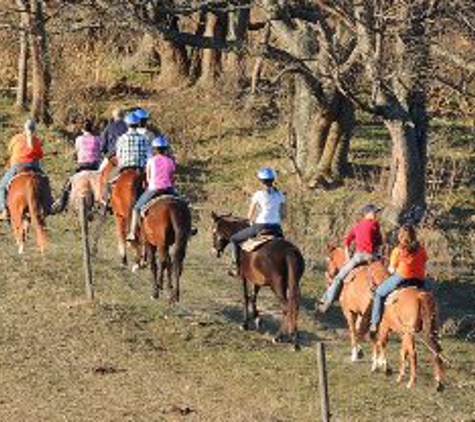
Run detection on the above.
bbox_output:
[100,160,144,267]
[7,172,52,254]
[211,212,305,349]
[325,246,389,361]
[141,197,192,302]
[371,288,445,390]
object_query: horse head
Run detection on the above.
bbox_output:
[324,244,346,287]
[211,212,248,257]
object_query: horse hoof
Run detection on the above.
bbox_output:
[385,367,393,377]
[273,335,284,344]
[240,323,250,331]
[357,349,364,360]
[436,382,445,392]
[131,264,139,273]
[254,318,262,331]
[151,293,159,301]
[406,381,415,389]
[293,343,301,352]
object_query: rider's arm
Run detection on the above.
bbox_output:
[248,202,257,224]
[280,202,287,221]
[388,248,399,273]
[344,226,356,260]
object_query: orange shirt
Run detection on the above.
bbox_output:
[9,133,44,165]
[390,244,428,280]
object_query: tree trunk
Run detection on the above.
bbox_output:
[224,8,250,90]
[29,0,52,125]
[384,1,430,218]
[157,39,190,88]
[16,0,29,110]
[291,79,354,186]
[157,18,190,88]
[198,12,227,87]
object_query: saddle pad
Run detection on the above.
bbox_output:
[241,235,275,253]
[141,195,181,217]
[386,286,419,306]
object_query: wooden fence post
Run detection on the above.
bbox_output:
[316,342,331,422]
[79,197,94,300]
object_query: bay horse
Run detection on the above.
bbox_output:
[324,246,389,361]
[6,171,52,254]
[211,212,305,349]
[141,196,192,303]
[371,287,445,390]
[100,159,144,268]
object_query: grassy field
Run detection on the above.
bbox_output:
[0,91,474,421]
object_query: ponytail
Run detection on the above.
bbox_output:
[398,225,419,254]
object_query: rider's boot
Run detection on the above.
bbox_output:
[126,210,140,242]
[228,248,240,277]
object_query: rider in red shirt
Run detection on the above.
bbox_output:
[318,204,383,313]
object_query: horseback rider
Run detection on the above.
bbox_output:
[228,167,286,276]
[134,108,155,143]
[369,224,428,336]
[318,204,383,313]
[100,107,127,160]
[102,111,150,203]
[0,119,52,220]
[52,119,102,214]
[126,135,177,242]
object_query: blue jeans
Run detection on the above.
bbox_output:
[133,187,177,211]
[0,162,41,212]
[370,273,405,326]
[321,252,377,305]
[229,224,283,264]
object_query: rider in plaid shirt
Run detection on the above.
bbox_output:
[116,113,149,170]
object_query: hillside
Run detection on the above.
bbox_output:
[0,89,474,421]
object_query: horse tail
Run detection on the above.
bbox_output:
[419,292,441,352]
[286,248,305,338]
[26,176,47,252]
[419,291,445,383]
[169,202,191,298]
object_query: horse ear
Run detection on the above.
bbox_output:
[211,211,219,222]
[325,243,337,253]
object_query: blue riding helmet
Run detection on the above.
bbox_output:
[152,135,169,149]
[124,112,141,126]
[134,108,150,120]
[257,167,276,181]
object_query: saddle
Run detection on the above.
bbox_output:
[241,234,278,253]
[140,194,183,217]
[386,279,426,306]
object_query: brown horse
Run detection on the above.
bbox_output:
[6,172,51,254]
[371,287,445,390]
[141,197,192,302]
[325,246,389,361]
[211,212,305,349]
[100,160,144,268]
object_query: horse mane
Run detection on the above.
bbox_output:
[211,212,248,225]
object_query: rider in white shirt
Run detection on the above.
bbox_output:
[228,167,286,276]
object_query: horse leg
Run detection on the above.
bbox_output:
[156,247,169,296]
[376,323,392,375]
[241,278,251,331]
[397,338,408,384]
[343,309,361,362]
[250,285,261,330]
[148,245,160,300]
[271,277,289,344]
[116,217,127,267]
[170,248,186,304]
[10,210,25,254]
[406,334,417,389]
